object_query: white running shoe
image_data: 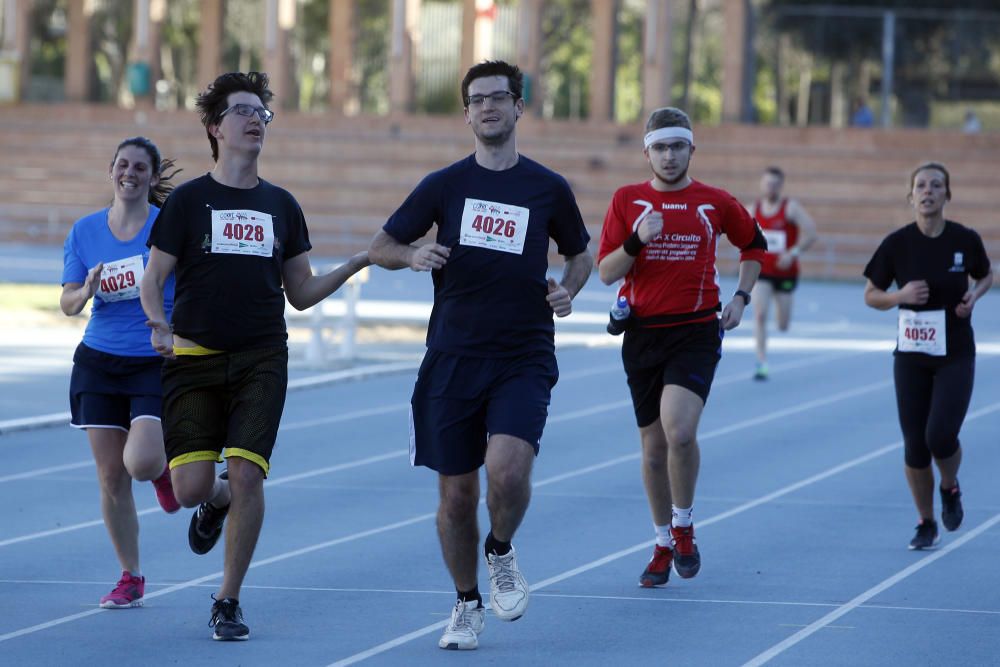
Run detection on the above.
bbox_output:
[438,599,486,650]
[487,547,529,621]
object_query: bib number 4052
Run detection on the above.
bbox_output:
[902,326,936,342]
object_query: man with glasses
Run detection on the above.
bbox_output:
[140,71,369,641]
[597,106,766,589]
[368,60,593,650]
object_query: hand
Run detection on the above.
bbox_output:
[637,211,663,243]
[82,262,104,300]
[775,252,795,270]
[955,290,976,318]
[146,320,175,359]
[545,277,572,317]
[720,298,745,331]
[409,243,449,272]
[898,280,930,306]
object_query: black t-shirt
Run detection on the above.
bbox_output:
[864,221,990,357]
[148,174,312,351]
[384,154,591,357]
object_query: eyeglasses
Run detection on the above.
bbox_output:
[465,91,517,107]
[649,141,691,153]
[220,103,274,125]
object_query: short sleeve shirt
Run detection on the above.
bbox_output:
[383,155,590,357]
[147,174,312,351]
[598,180,765,323]
[62,206,174,357]
[864,221,991,357]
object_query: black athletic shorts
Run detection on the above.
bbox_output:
[409,349,559,475]
[622,319,723,428]
[69,343,163,431]
[758,274,799,293]
[160,345,288,476]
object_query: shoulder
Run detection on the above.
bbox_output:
[257,178,300,206]
[881,223,915,246]
[70,209,109,232]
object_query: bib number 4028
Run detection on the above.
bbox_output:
[470,215,516,238]
[221,222,265,242]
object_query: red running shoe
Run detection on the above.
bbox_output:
[670,525,701,579]
[638,545,673,588]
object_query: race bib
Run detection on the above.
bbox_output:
[762,229,787,253]
[211,210,274,257]
[97,255,144,302]
[459,198,529,255]
[898,309,946,356]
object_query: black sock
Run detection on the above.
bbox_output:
[484,531,511,557]
[457,586,482,607]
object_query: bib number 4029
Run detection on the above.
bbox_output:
[469,215,516,238]
[101,271,135,293]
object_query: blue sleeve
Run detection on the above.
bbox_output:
[548,176,591,256]
[383,174,441,244]
[62,224,87,286]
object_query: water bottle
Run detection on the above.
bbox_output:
[607,295,630,335]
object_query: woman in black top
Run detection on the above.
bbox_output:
[864,162,993,550]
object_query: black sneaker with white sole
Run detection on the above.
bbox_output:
[209,596,249,641]
[908,519,940,550]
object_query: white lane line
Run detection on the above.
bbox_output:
[4,579,999,618]
[0,461,93,483]
[326,398,1000,666]
[741,511,1000,667]
[0,373,894,643]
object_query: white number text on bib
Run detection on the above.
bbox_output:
[211,210,274,257]
[898,309,946,356]
[459,199,529,255]
[98,255,144,302]
[762,229,787,253]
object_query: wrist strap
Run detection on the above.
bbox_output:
[623,231,645,257]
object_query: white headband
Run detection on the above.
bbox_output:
[643,127,694,149]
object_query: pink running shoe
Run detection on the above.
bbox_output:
[153,466,180,514]
[99,571,145,609]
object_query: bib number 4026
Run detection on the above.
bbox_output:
[469,215,516,238]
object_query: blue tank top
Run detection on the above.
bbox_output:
[62,207,174,357]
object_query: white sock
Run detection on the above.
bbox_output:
[672,506,693,528]
[654,524,672,548]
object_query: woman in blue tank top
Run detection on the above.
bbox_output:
[60,137,180,609]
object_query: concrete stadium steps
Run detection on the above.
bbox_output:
[1,104,998,281]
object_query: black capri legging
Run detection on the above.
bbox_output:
[893,354,975,469]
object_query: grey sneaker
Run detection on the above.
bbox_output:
[487,547,529,621]
[438,599,485,650]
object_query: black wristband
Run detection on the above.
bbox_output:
[622,231,646,257]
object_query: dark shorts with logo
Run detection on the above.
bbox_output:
[69,343,164,430]
[409,349,559,476]
[160,345,288,475]
[759,274,799,293]
[622,319,723,428]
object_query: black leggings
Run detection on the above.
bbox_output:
[893,355,975,469]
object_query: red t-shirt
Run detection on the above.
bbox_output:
[598,180,765,325]
[753,198,800,278]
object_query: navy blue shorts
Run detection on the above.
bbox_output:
[622,319,723,428]
[409,349,559,475]
[69,343,164,431]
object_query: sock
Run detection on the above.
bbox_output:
[128,570,142,579]
[654,524,672,548]
[672,506,693,528]
[484,531,511,557]
[457,586,482,607]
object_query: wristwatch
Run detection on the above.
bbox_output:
[734,289,751,305]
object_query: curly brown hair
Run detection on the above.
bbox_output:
[195,71,274,162]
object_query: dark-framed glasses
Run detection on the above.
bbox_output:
[649,141,691,153]
[465,91,517,107]
[220,103,274,125]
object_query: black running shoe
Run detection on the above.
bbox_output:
[670,525,701,578]
[908,519,939,550]
[940,482,963,532]
[209,596,249,641]
[188,500,229,555]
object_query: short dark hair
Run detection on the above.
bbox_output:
[645,107,692,132]
[763,166,785,181]
[111,136,181,207]
[461,60,523,106]
[909,161,951,201]
[195,72,274,162]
